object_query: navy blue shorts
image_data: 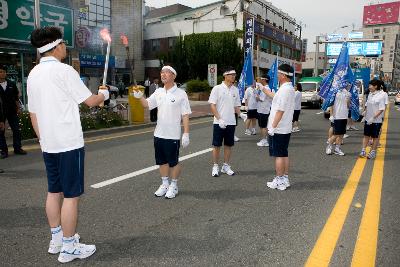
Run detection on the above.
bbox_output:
[364,122,382,138]
[212,124,235,147]
[268,133,291,157]
[333,119,347,135]
[42,147,85,198]
[247,109,258,119]
[258,113,269,128]
[292,110,300,122]
[154,137,180,167]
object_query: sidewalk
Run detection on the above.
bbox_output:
[3,99,212,145]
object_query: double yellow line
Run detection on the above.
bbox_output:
[305,108,390,267]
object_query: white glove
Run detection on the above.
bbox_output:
[268,127,276,136]
[366,119,373,125]
[181,133,190,148]
[132,90,144,99]
[329,116,334,123]
[239,112,247,121]
[98,89,110,101]
[218,119,227,129]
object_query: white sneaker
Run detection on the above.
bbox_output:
[326,144,332,155]
[282,176,290,188]
[257,139,269,147]
[165,184,178,199]
[221,164,235,176]
[154,184,169,197]
[267,176,286,190]
[48,233,80,254]
[292,127,300,132]
[58,242,96,263]
[234,135,240,142]
[244,129,251,135]
[343,134,349,139]
[251,128,256,135]
[334,147,345,156]
[350,126,358,131]
[212,164,219,177]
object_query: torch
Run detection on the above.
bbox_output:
[100,28,112,107]
[120,33,136,86]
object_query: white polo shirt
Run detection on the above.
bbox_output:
[257,85,272,114]
[380,90,389,105]
[147,84,191,140]
[365,91,386,123]
[208,82,241,125]
[27,56,92,153]
[267,82,295,134]
[294,90,302,111]
[244,86,258,110]
[333,89,351,120]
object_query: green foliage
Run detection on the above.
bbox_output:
[186,79,211,93]
[160,31,243,82]
[19,111,36,140]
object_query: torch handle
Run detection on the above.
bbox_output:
[100,41,111,107]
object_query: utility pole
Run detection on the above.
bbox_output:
[314,36,320,77]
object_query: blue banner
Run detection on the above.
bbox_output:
[238,52,254,100]
[267,58,279,92]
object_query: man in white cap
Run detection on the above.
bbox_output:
[208,66,243,177]
[134,65,191,199]
[266,64,295,191]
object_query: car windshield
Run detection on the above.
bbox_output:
[300,83,317,92]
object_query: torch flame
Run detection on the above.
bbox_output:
[100,28,112,43]
[120,34,129,47]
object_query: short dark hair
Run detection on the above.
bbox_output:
[221,66,235,75]
[369,79,381,89]
[30,27,63,54]
[278,64,294,77]
[0,65,6,71]
[296,82,302,92]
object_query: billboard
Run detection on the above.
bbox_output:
[363,2,400,25]
[326,42,382,56]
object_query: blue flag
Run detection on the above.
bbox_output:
[319,42,359,120]
[238,52,254,100]
[267,58,279,92]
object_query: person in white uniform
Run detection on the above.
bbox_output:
[256,76,272,147]
[266,64,295,191]
[209,66,243,177]
[243,83,258,135]
[28,27,109,263]
[292,83,302,132]
[134,66,191,199]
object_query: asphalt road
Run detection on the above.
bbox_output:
[1,103,399,267]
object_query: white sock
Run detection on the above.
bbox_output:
[62,236,75,251]
[171,179,178,187]
[161,177,169,186]
[51,225,63,243]
[335,144,340,150]
[213,163,218,167]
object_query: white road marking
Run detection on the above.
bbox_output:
[91,148,213,188]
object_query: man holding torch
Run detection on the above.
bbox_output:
[28,27,109,263]
[133,66,191,199]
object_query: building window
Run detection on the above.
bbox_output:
[374,28,380,33]
[373,36,379,39]
[168,37,176,49]
[152,39,160,52]
[260,38,270,53]
[271,42,281,55]
[383,28,386,32]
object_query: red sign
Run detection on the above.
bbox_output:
[363,2,400,25]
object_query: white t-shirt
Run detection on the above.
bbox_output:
[208,82,241,125]
[257,85,272,114]
[267,82,295,134]
[365,91,386,123]
[0,81,7,91]
[244,86,258,110]
[333,89,351,120]
[294,91,302,111]
[147,85,191,140]
[27,57,92,153]
[380,91,389,105]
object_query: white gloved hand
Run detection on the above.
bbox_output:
[181,133,190,148]
[329,116,334,123]
[98,89,110,101]
[132,90,144,99]
[218,119,227,129]
[239,112,247,121]
[268,127,276,136]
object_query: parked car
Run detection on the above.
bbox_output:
[298,77,323,108]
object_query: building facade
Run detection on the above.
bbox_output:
[143,0,302,81]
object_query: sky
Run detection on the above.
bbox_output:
[145,0,397,52]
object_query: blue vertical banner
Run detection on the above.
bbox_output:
[244,18,254,56]
[238,52,254,100]
[267,58,279,92]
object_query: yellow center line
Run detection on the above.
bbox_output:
[351,107,389,267]
[14,118,213,152]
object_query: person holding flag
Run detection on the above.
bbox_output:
[266,64,295,191]
[209,66,243,177]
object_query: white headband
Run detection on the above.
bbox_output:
[161,66,177,76]
[278,70,293,77]
[223,70,236,76]
[38,39,63,53]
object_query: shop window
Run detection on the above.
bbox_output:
[152,39,160,52]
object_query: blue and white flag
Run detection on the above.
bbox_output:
[267,58,279,92]
[238,52,254,100]
[319,42,359,120]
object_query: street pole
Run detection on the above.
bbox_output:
[34,0,41,64]
[314,36,319,76]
